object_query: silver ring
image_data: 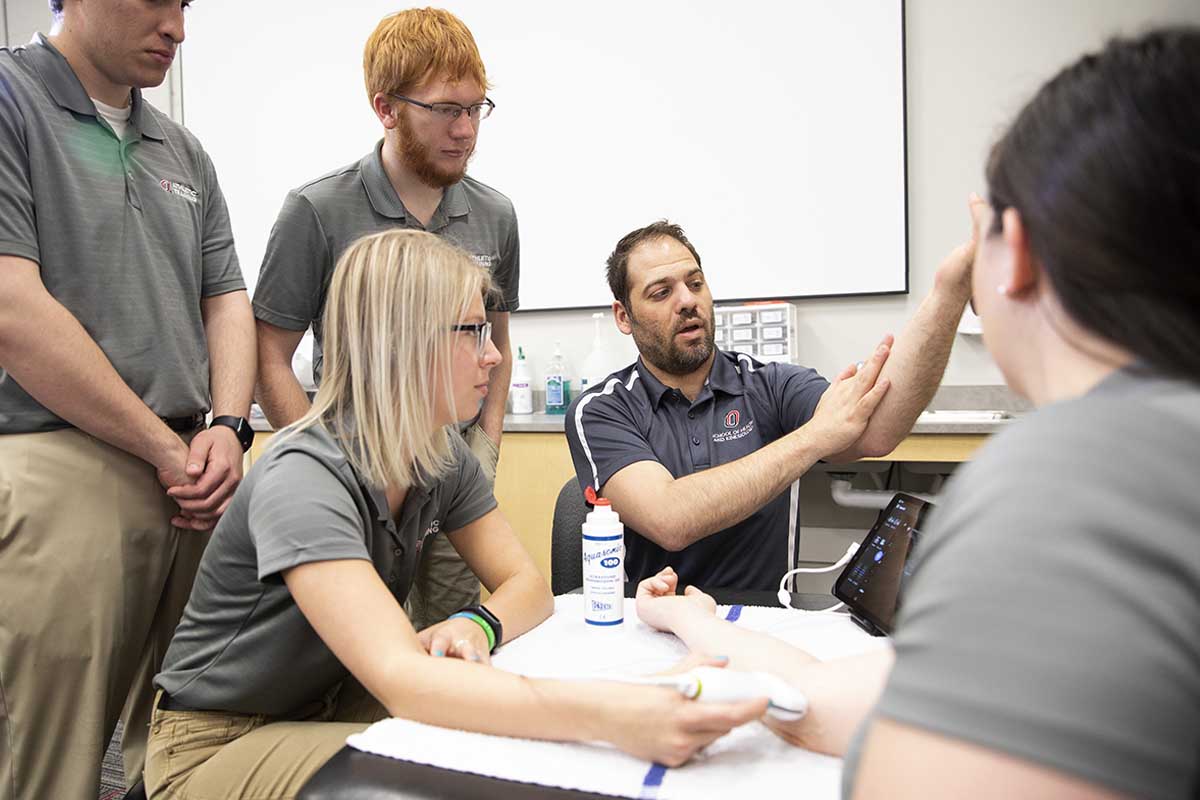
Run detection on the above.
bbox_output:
[856,361,865,370]
[453,638,471,650]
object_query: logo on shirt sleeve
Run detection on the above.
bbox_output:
[159,178,199,204]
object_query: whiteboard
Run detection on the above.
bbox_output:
[182,1,907,311]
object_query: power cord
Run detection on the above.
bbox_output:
[776,541,859,612]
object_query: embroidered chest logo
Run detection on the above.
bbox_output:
[713,409,755,444]
[470,253,494,269]
[159,179,199,204]
[422,518,441,540]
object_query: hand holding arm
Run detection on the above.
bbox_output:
[834,195,987,460]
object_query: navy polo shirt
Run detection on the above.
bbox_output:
[566,349,829,590]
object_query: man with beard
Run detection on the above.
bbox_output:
[252,9,518,629]
[566,220,975,590]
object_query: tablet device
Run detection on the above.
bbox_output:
[833,492,932,636]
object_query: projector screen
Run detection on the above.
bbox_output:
[182,0,907,310]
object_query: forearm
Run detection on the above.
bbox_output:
[478,322,512,442]
[256,359,311,429]
[0,271,181,467]
[476,563,553,646]
[668,606,820,679]
[850,275,972,458]
[635,426,826,550]
[202,291,255,418]
[377,651,613,743]
[766,649,894,756]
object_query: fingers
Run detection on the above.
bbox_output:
[833,362,857,383]
[427,628,452,658]
[637,567,677,598]
[184,434,210,479]
[856,376,892,417]
[687,696,770,733]
[854,336,892,390]
[452,637,488,665]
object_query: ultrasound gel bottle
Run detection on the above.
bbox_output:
[582,495,624,625]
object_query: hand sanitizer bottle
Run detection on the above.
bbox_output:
[578,312,611,394]
[544,341,570,414]
[582,495,624,626]
[510,346,533,415]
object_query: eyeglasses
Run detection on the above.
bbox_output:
[389,93,495,124]
[451,321,493,358]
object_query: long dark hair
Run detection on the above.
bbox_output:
[986,28,1200,383]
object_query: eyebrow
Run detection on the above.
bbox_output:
[642,268,704,296]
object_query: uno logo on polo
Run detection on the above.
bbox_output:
[724,409,741,428]
[159,178,199,204]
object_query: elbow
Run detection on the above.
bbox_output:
[637,514,691,553]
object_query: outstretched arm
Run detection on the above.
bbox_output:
[832,195,986,461]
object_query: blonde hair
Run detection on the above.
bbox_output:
[286,230,493,490]
[363,7,490,105]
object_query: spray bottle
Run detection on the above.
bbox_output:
[577,312,611,394]
[582,490,624,625]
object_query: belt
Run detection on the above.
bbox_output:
[162,414,205,433]
[157,691,201,712]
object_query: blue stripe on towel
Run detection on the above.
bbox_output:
[639,762,668,798]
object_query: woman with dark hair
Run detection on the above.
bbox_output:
[636,28,1200,799]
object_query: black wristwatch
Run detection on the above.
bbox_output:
[457,603,504,652]
[210,415,254,452]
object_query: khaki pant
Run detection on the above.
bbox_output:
[145,681,388,800]
[0,428,205,800]
[403,423,498,630]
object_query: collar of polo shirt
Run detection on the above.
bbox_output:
[361,141,471,224]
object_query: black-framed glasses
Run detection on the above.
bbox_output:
[451,321,493,358]
[389,93,495,124]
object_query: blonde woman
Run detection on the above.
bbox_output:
[143,230,766,799]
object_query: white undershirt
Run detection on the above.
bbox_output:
[92,96,132,140]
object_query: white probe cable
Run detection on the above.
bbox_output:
[776,541,859,611]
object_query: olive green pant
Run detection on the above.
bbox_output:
[403,424,498,630]
[0,428,205,800]
[145,681,388,800]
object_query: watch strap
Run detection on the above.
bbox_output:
[210,415,253,452]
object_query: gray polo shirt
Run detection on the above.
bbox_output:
[0,35,244,433]
[843,368,1200,799]
[155,422,497,715]
[565,349,829,590]
[252,143,519,382]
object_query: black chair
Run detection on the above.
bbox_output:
[549,478,588,594]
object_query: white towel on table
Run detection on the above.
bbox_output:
[346,595,886,799]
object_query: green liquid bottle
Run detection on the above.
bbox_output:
[544,341,571,414]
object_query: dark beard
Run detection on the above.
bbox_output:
[397,111,471,189]
[630,314,715,375]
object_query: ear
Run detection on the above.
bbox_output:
[372,93,401,130]
[613,300,634,336]
[1000,207,1038,296]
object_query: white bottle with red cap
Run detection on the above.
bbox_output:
[582,492,624,626]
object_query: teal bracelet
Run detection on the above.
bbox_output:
[448,611,495,652]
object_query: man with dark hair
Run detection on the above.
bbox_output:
[0,1,255,797]
[566,219,976,591]
[252,9,518,630]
